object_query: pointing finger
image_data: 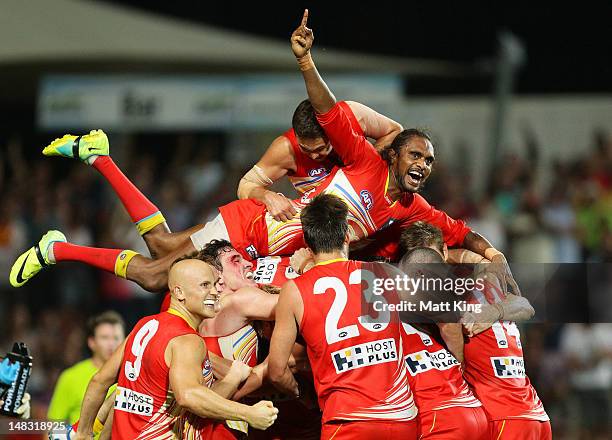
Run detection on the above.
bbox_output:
[301,9,309,27]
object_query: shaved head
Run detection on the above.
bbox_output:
[168,258,220,320]
[168,259,215,293]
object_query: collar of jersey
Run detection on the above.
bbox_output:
[315,257,348,267]
[167,308,197,330]
[385,167,398,207]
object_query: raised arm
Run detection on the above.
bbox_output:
[237,136,298,222]
[291,10,378,168]
[268,281,302,397]
[291,10,335,114]
[74,340,125,440]
[346,101,403,149]
[169,334,278,430]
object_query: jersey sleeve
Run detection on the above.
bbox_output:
[316,101,379,167]
[403,194,471,247]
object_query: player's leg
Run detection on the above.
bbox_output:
[42,130,196,258]
[10,230,197,292]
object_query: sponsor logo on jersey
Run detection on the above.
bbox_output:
[332,338,397,374]
[245,245,258,260]
[115,386,153,417]
[253,257,280,284]
[405,349,459,376]
[359,190,374,210]
[300,188,316,204]
[308,167,327,177]
[491,356,526,379]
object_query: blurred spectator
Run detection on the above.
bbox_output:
[559,324,612,438]
[47,311,125,425]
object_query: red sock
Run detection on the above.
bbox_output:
[53,242,122,274]
[92,156,160,224]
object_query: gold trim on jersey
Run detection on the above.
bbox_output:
[167,308,197,330]
[315,258,348,267]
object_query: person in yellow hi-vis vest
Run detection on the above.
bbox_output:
[48,311,125,424]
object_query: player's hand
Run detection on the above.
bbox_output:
[461,303,502,337]
[291,9,313,58]
[247,400,279,430]
[227,360,253,383]
[264,191,297,222]
[290,248,314,274]
[489,253,521,297]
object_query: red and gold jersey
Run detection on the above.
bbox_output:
[202,325,258,368]
[294,259,416,424]
[202,325,258,435]
[113,311,212,439]
[284,101,361,194]
[219,102,469,260]
[401,323,481,412]
[463,288,549,422]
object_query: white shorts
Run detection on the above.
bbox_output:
[190,213,230,250]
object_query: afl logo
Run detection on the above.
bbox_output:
[360,190,373,210]
[309,167,327,177]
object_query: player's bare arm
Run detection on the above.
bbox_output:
[237,135,298,222]
[168,334,278,430]
[291,10,336,114]
[74,340,126,440]
[232,360,268,401]
[446,248,488,264]
[462,292,535,337]
[99,407,113,440]
[346,100,403,149]
[223,286,278,321]
[207,351,266,398]
[462,231,520,296]
[268,280,303,397]
[437,323,465,362]
[211,359,253,399]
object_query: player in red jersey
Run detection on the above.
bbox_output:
[11,11,509,296]
[73,258,278,440]
[400,222,551,439]
[398,247,489,439]
[237,99,403,221]
[269,194,418,439]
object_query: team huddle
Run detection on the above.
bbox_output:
[10,10,551,440]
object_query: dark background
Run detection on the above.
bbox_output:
[104,0,612,94]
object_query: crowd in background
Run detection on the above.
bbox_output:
[0,127,611,439]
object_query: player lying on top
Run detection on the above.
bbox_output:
[237,98,402,221]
